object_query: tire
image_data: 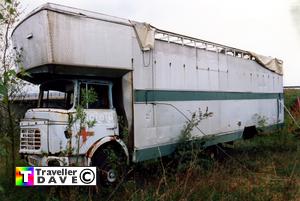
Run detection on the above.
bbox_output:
[92,145,127,187]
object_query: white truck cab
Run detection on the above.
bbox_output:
[20,79,128,184]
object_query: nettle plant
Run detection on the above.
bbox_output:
[175,108,213,171]
[252,113,268,129]
[180,107,213,141]
[66,88,97,162]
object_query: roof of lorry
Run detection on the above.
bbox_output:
[24,3,132,27]
[13,3,283,75]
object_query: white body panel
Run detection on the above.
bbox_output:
[132,40,283,161]
[134,99,282,149]
[12,4,134,74]
[133,41,282,92]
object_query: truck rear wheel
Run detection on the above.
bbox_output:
[92,145,127,187]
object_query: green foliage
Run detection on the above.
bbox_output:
[67,88,98,129]
[73,105,86,128]
[0,69,16,102]
[180,107,213,141]
[65,87,98,161]
[283,89,300,134]
[80,87,98,108]
[284,89,300,110]
[0,0,23,189]
[118,115,129,144]
[173,108,213,171]
[0,185,4,194]
[252,113,268,131]
[0,0,18,22]
[87,119,97,128]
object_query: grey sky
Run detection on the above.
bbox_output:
[20,0,300,86]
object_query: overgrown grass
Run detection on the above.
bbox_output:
[284,89,300,109]
[2,129,299,201]
[107,131,300,201]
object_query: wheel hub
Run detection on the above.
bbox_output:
[106,169,116,183]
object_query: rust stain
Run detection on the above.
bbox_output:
[85,136,117,158]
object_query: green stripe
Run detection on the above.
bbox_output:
[135,90,282,102]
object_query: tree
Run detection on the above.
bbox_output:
[0,0,21,185]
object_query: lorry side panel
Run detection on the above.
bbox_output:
[132,40,283,162]
[13,9,134,74]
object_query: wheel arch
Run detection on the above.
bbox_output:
[242,125,258,139]
[86,136,129,165]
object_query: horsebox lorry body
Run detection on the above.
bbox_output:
[12,3,283,183]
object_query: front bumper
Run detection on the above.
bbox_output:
[22,154,90,166]
[24,155,69,166]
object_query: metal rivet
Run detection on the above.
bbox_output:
[26,33,33,39]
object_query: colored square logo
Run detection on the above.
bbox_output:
[16,167,34,186]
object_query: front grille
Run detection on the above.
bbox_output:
[20,129,41,150]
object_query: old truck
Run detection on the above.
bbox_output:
[12,3,284,184]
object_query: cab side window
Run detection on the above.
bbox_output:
[79,83,110,109]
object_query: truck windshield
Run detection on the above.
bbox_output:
[38,80,75,110]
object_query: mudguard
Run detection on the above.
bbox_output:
[86,136,129,165]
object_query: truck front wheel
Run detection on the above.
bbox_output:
[92,145,127,187]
